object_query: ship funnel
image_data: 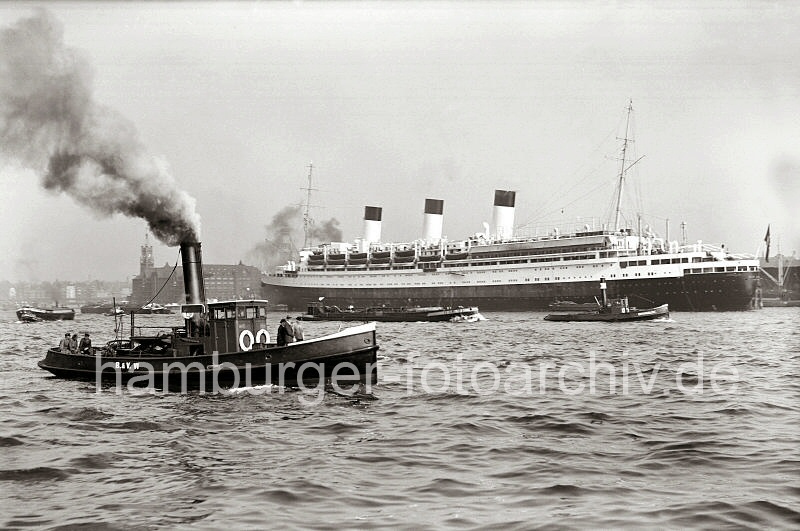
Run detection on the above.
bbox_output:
[492,190,516,240]
[422,198,444,241]
[363,206,382,244]
[180,241,206,305]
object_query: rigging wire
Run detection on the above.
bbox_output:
[518,176,617,231]
[518,121,622,228]
[518,107,634,231]
[141,248,181,308]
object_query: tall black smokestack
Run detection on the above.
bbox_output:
[180,241,206,305]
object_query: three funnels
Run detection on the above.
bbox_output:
[492,190,516,240]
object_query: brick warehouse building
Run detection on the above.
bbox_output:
[130,237,262,305]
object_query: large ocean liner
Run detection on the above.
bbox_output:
[262,106,760,312]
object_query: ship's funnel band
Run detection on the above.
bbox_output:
[363,206,382,244]
[493,190,516,208]
[364,206,382,222]
[424,198,444,215]
[423,198,444,241]
[180,241,206,305]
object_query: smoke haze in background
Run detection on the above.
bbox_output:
[247,205,342,272]
[0,10,200,246]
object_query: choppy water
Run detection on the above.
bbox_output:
[1,309,798,529]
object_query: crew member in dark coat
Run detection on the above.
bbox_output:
[276,318,294,347]
[69,334,79,354]
[78,333,92,354]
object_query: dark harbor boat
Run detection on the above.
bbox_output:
[544,278,669,322]
[298,301,481,322]
[16,306,75,321]
[38,242,379,389]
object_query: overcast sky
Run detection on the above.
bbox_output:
[1,1,798,282]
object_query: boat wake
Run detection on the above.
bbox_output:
[451,313,487,323]
[224,384,283,395]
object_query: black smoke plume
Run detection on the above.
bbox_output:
[247,205,343,272]
[0,10,200,245]
[310,218,343,242]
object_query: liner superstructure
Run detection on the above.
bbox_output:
[263,192,760,311]
[264,104,759,311]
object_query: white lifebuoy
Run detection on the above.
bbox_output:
[239,329,255,351]
[255,329,270,345]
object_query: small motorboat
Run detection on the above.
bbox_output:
[545,278,669,322]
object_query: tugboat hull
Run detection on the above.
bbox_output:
[544,303,669,322]
[38,322,378,390]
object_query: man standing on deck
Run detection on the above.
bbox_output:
[291,316,304,341]
[282,316,296,344]
[276,318,294,347]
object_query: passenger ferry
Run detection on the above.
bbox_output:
[262,104,760,311]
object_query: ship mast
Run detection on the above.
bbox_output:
[614,100,634,232]
[301,162,316,249]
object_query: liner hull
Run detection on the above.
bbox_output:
[263,272,757,312]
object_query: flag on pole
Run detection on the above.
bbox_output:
[764,225,771,263]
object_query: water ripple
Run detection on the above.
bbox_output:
[1,309,798,529]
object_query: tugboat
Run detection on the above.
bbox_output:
[544,278,669,322]
[38,242,379,389]
[298,300,481,322]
